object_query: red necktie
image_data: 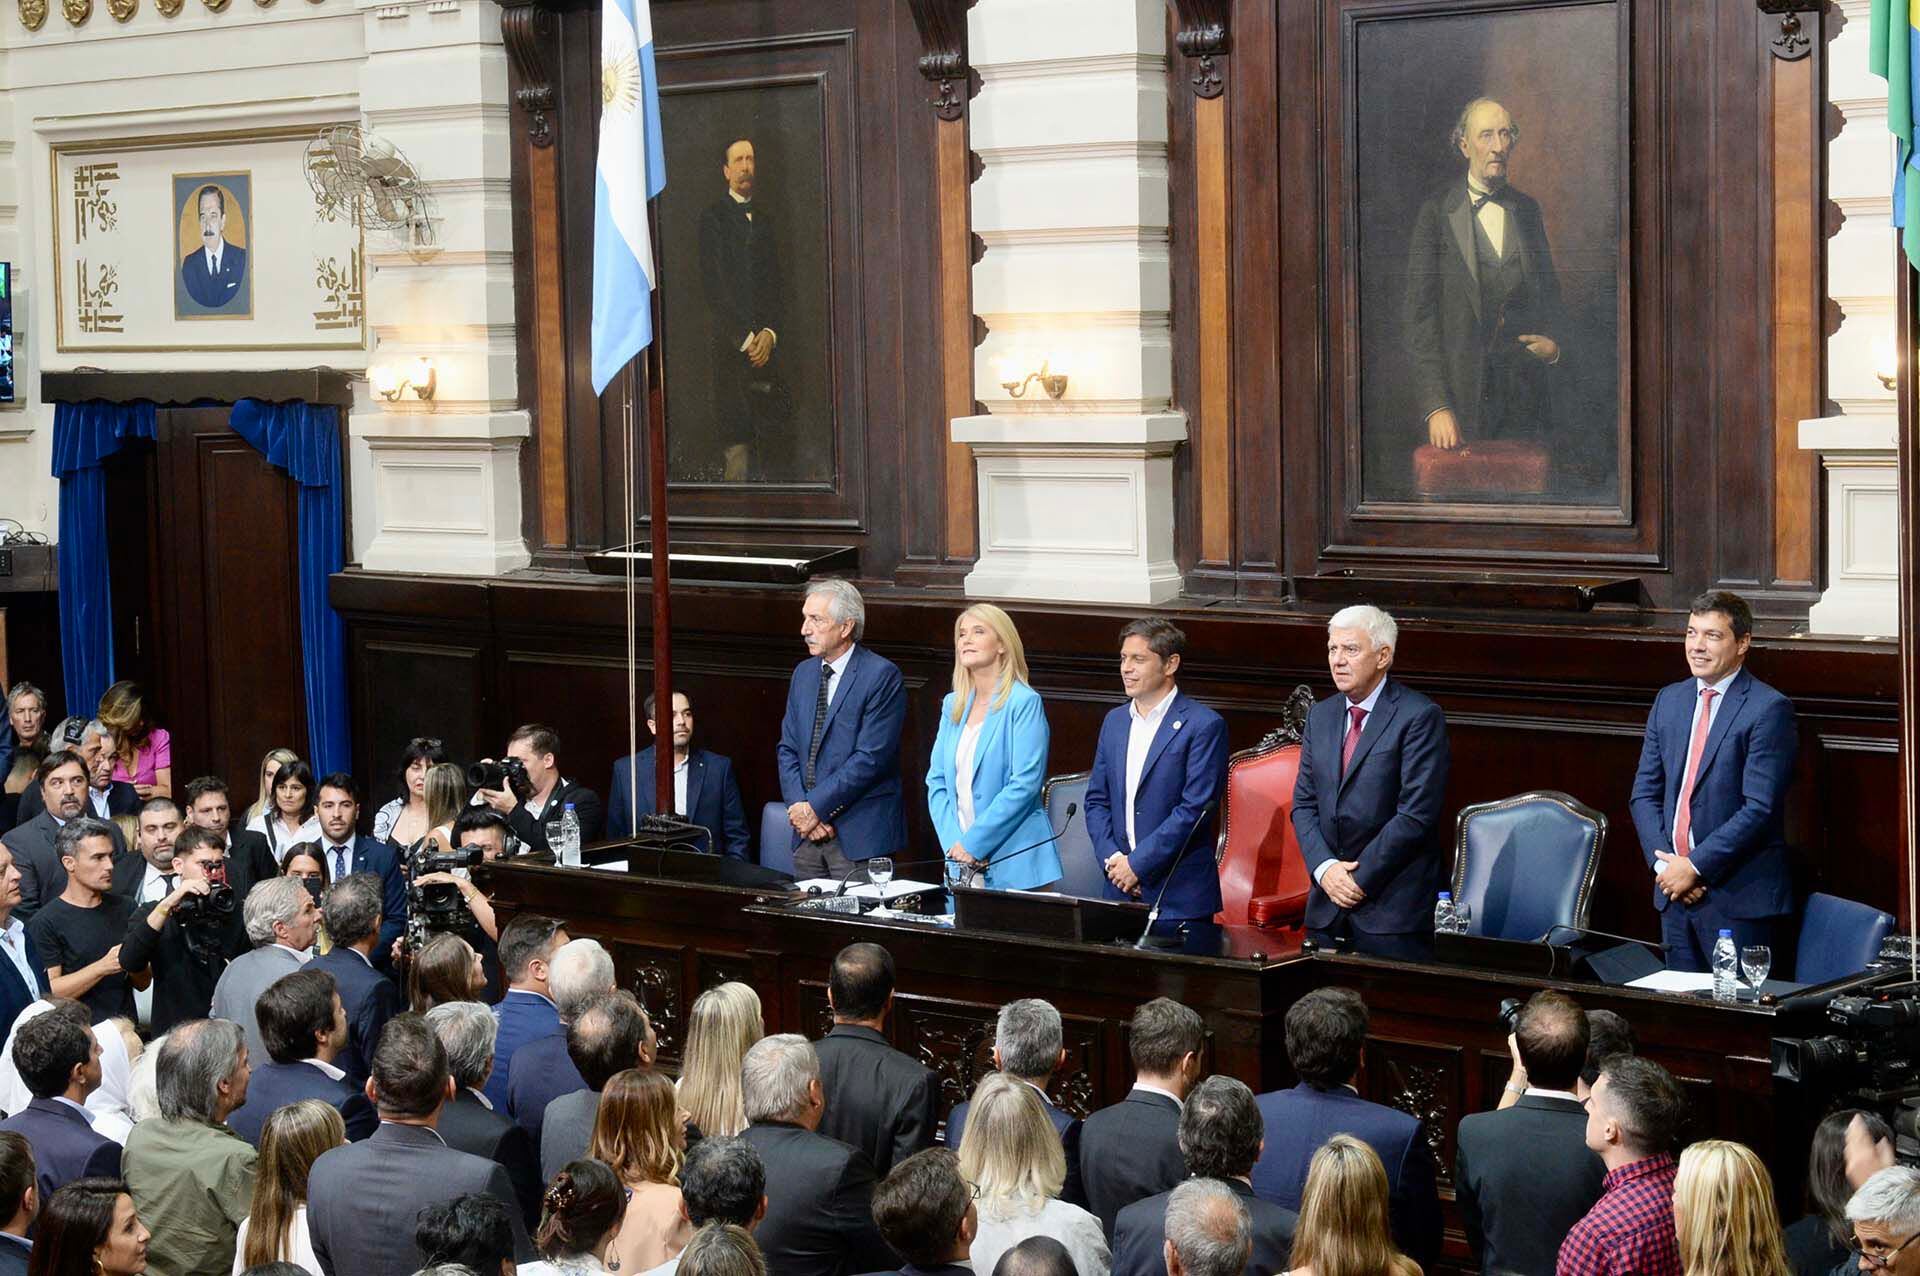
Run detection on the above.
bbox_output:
[1672,688,1717,855]
[1341,705,1367,775]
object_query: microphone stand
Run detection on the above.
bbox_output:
[1134,802,1218,952]
[952,804,1078,891]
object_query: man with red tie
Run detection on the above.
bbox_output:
[1629,591,1797,972]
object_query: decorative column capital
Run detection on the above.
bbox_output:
[497,0,559,146]
[906,0,970,122]
[1754,0,1820,61]
[1171,0,1230,99]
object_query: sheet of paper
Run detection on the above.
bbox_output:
[1624,970,1717,993]
[794,878,940,900]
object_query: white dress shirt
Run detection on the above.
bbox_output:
[0,919,40,1001]
[822,645,856,708]
[1122,686,1179,849]
[1311,677,1389,885]
[673,755,689,817]
[319,838,358,882]
[1466,175,1508,258]
[88,787,113,820]
[300,1057,346,1082]
[1662,667,1744,863]
[954,720,985,833]
[272,943,314,967]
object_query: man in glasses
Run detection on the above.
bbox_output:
[1848,1167,1920,1275]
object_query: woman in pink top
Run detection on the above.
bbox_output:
[98,680,171,798]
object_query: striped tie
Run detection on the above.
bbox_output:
[805,661,834,788]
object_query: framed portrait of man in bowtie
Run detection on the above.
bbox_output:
[172,172,253,320]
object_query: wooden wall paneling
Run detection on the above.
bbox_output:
[1768,47,1820,590]
[531,142,571,550]
[1237,0,1289,596]
[938,121,976,563]
[351,635,488,809]
[1195,94,1232,568]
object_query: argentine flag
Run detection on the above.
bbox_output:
[591,0,666,395]
[1872,0,1920,269]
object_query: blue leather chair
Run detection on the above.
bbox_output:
[1450,791,1606,941]
[1043,773,1107,898]
[758,802,797,877]
[1794,893,1895,985]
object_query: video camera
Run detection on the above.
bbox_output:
[467,757,532,802]
[1773,979,1920,1162]
[404,840,486,952]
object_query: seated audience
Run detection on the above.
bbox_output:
[1557,1054,1689,1276]
[409,933,486,1014]
[738,1033,893,1276]
[1283,1135,1419,1276]
[815,943,935,1177]
[946,999,1074,1154]
[609,691,752,858]
[3,751,130,920]
[310,774,407,964]
[673,1223,766,1276]
[1673,1140,1790,1276]
[960,1074,1107,1276]
[28,820,138,1024]
[180,775,279,893]
[425,1001,542,1231]
[1250,989,1439,1272]
[97,682,168,802]
[1111,1077,1294,1276]
[521,1159,627,1276]
[0,1130,30,1275]
[309,873,400,1086]
[544,991,657,1180]
[374,738,449,850]
[1456,991,1606,1276]
[306,1013,532,1276]
[246,759,319,864]
[1845,1167,1920,1276]
[871,1147,978,1276]
[1162,1179,1250,1276]
[1075,998,1203,1237]
[0,1006,119,1203]
[0,845,47,1043]
[415,1193,518,1276]
[226,968,375,1145]
[483,913,570,1112]
[119,826,250,1035]
[994,1236,1079,1276]
[233,1098,347,1273]
[209,877,319,1066]
[507,938,615,1143]
[31,1178,150,1276]
[1785,1110,1895,1276]
[122,1018,257,1276]
[677,982,763,1140]
[473,724,605,856]
[590,1068,688,1273]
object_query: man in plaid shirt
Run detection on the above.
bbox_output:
[1557,1055,1689,1276]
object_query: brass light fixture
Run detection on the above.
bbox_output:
[1000,358,1068,400]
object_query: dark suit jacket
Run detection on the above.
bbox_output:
[226,1060,377,1146]
[309,946,400,1088]
[2,812,134,920]
[814,1024,936,1178]
[1455,1093,1605,1276]
[0,1098,121,1206]
[1628,670,1797,920]
[741,1120,895,1276]
[1112,1177,1296,1276]
[179,241,248,309]
[0,1231,27,1276]
[16,781,137,827]
[698,196,784,351]
[119,897,248,1033]
[225,830,280,896]
[1085,693,1230,920]
[484,989,559,1111]
[504,1029,585,1144]
[317,835,409,969]
[1074,1088,1186,1237]
[609,747,752,858]
[437,1087,543,1231]
[1250,1084,1440,1274]
[777,647,908,861]
[1292,679,1450,936]
[0,927,47,1043]
[504,780,605,856]
[307,1120,532,1276]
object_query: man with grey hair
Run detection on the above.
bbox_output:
[428,1000,543,1230]
[1847,1166,1920,1276]
[311,871,400,1087]
[1163,1179,1251,1276]
[506,936,615,1142]
[1292,604,1449,961]
[209,875,319,1064]
[122,1017,257,1275]
[13,719,139,829]
[777,579,907,880]
[740,1033,894,1276]
[945,998,1074,1152]
[540,989,656,1180]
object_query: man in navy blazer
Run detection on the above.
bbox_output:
[609,691,752,857]
[1629,591,1798,971]
[1086,620,1229,922]
[0,847,46,1044]
[777,580,907,877]
[1292,606,1450,960]
[313,774,407,967]
[310,873,401,1088]
[226,968,377,1145]
[0,1007,120,1206]
[943,999,1076,1155]
[483,914,568,1111]
[1250,989,1440,1274]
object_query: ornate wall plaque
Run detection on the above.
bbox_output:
[17,0,46,31]
[105,0,134,22]
[61,0,89,26]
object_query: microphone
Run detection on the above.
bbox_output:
[833,856,866,898]
[1134,801,1219,951]
[1541,923,1667,954]
[952,804,1078,890]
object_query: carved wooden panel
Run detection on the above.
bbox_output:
[894,998,997,1116]
[1363,1038,1465,1189]
[696,952,753,995]
[611,940,688,1064]
[798,980,836,1040]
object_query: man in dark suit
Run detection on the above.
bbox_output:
[1292,605,1450,961]
[814,943,935,1178]
[179,185,248,310]
[1455,991,1605,1276]
[426,999,543,1230]
[506,937,614,1144]
[0,1006,119,1203]
[778,580,907,879]
[1111,1077,1296,1276]
[609,691,753,858]
[1073,997,1203,1237]
[698,136,791,481]
[310,873,401,1088]
[1251,988,1441,1273]
[1628,590,1798,972]
[15,724,137,828]
[474,725,604,858]
[3,752,132,920]
[944,998,1076,1152]
[227,968,376,1145]
[313,774,407,965]
[181,775,280,895]
[0,1131,33,1276]
[307,1013,532,1276]
[1086,619,1230,922]
[483,913,568,1111]
[540,989,655,1181]
[0,846,46,1043]
[741,1033,895,1276]
[870,1148,978,1276]
[118,827,250,1033]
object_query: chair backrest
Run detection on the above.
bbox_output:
[1215,743,1310,927]
[1451,791,1606,941]
[1795,893,1896,985]
[758,801,796,876]
[1043,773,1106,898]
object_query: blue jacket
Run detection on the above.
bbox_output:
[310,947,400,1088]
[1628,669,1797,919]
[227,1060,376,1146]
[505,1030,586,1145]
[179,241,247,309]
[0,928,46,1044]
[609,747,751,858]
[318,835,409,971]
[1085,693,1229,920]
[926,681,1057,890]
[777,647,908,861]
[1291,679,1451,936]
[486,989,561,1111]
[0,1099,120,1209]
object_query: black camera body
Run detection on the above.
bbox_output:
[467,757,532,802]
[404,841,486,952]
[1773,982,1920,1162]
[173,863,237,925]
[1498,997,1523,1036]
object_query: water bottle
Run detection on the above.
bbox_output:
[1711,929,1739,1002]
[1434,891,1458,936]
[555,803,582,868]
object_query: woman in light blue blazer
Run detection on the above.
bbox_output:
[926,604,1060,891]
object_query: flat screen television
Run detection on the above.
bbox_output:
[0,262,15,404]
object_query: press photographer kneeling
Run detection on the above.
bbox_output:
[119,824,248,1034]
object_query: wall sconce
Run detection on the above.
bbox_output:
[1873,335,1898,392]
[370,357,437,402]
[998,357,1068,400]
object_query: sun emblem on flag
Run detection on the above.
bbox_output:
[603,50,640,113]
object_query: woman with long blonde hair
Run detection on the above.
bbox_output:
[1283,1135,1420,1276]
[423,762,470,852]
[588,1068,691,1273]
[677,981,763,1137]
[233,1098,347,1273]
[1674,1140,1791,1276]
[97,680,170,800]
[925,604,1058,891]
[958,1072,1108,1276]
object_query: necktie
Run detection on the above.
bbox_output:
[333,845,349,880]
[1672,688,1718,855]
[162,874,177,895]
[1471,188,1508,212]
[1341,705,1367,775]
[804,662,834,788]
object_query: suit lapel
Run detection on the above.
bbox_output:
[633,749,657,816]
[1337,682,1401,795]
[817,648,862,740]
[1691,674,1751,786]
[1136,693,1188,786]
[685,753,707,818]
[1447,185,1480,300]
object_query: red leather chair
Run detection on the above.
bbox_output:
[1214,741,1311,929]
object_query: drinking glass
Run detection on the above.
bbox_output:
[868,856,895,892]
[1451,901,1472,935]
[1740,944,1772,992]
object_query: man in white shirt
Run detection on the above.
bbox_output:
[209,876,318,1066]
[0,846,45,1043]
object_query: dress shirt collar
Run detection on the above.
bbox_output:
[1694,668,1742,698]
[301,1057,347,1082]
[674,755,689,775]
[341,944,374,969]
[1345,677,1388,715]
[0,917,24,946]
[729,190,751,207]
[1130,1082,1183,1109]
[141,862,171,894]
[824,644,856,681]
[507,988,556,1008]
[1129,684,1179,726]
[1023,1079,1054,1106]
[89,787,112,819]
[1523,1086,1582,1103]
[1603,1151,1676,1192]
[466,1086,495,1110]
[52,1096,94,1125]
[272,943,315,965]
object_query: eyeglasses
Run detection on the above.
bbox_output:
[1850,1231,1920,1270]
[963,1179,982,1200]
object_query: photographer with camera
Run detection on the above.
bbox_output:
[472,725,604,858]
[118,825,248,1035]
[412,809,508,943]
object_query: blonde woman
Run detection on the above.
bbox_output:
[958,1072,1108,1276]
[423,762,470,853]
[98,680,170,800]
[245,748,299,826]
[1282,1135,1419,1276]
[234,1098,347,1273]
[678,982,764,1138]
[588,1069,692,1273]
[1674,1140,1791,1276]
[925,604,1058,891]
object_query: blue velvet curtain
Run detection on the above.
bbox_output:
[229,398,351,777]
[51,400,157,717]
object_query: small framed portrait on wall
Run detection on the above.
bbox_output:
[173,171,253,320]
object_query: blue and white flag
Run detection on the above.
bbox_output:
[591,0,666,395]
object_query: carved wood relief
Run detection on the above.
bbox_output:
[612,940,687,1063]
[1364,1039,1465,1188]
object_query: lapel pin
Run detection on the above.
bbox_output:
[1173,721,1182,731]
